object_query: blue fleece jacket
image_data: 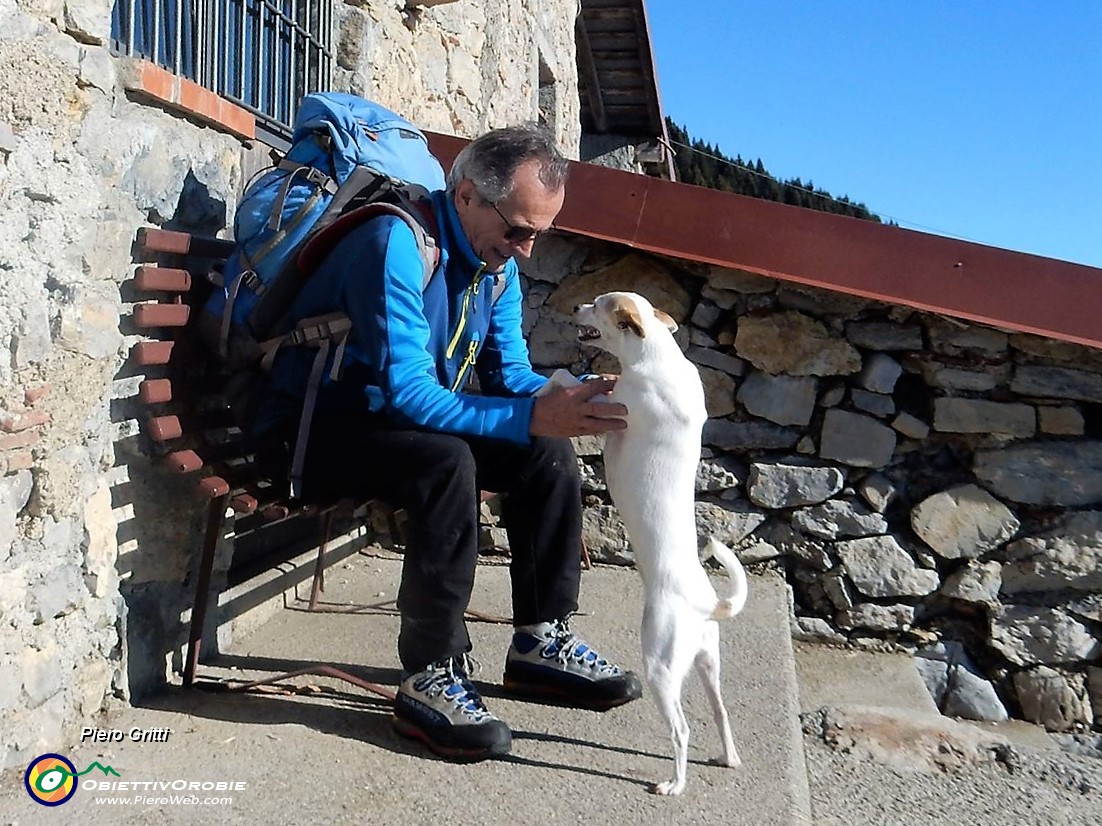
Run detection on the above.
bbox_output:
[255,189,549,442]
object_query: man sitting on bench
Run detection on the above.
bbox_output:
[253,125,641,761]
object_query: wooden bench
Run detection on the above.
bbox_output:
[129,226,417,699]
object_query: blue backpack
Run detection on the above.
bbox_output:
[200,93,448,497]
[200,92,447,368]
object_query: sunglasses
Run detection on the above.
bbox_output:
[485,199,550,244]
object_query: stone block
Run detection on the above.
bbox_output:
[695,459,740,493]
[699,367,737,417]
[30,564,86,623]
[819,409,897,468]
[990,606,1100,666]
[581,504,632,565]
[1011,365,1102,403]
[703,419,800,452]
[929,324,1008,356]
[686,346,745,377]
[738,371,817,426]
[746,463,844,509]
[0,470,33,552]
[1037,405,1085,435]
[850,389,895,418]
[549,254,691,321]
[837,603,914,631]
[1088,667,1102,727]
[706,266,775,294]
[835,535,939,598]
[939,560,1002,604]
[845,321,923,351]
[22,644,62,708]
[695,500,768,546]
[1013,667,1093,732]
[1001,511,1102,593]
[791,499,888,540]
[976,441,1102,506]
[690,300,722,330]
[735,312,861,377]
[64,0,112,43]
[857,474,896,513]
[925,366,1000,391]
[891,412,930,440]
[933,398,1035,437]
[859,353,903,393]
[910,484,1019,559]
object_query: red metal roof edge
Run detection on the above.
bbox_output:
[428,131,1102,350]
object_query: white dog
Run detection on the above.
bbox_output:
[575,291,748,796]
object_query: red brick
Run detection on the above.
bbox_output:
[178,78,209,119]
[218,98,256,140]
[0,409,50,433]
[138,62,177,104]
[24,384,51,406]
[0,430,39,451]
[4,451,33,473]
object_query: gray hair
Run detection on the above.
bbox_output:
[447,124,569,202]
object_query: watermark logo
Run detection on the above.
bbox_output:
[24,754,119,806]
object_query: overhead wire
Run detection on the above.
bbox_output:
[667,137,984,244]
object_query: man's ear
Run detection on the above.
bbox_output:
[454,177,475,209]
[614,304,647,338]
[654,308,678,334]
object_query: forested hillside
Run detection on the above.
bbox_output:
[667,119,888,223]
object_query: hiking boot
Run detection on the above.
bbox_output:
[503,619,643,711]
[392,655,512,761]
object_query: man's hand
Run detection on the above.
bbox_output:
[529,377,627,438]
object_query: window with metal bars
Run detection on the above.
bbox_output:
[110,0,334,143]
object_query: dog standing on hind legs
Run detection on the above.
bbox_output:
[575,291,749,796]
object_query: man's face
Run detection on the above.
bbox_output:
[453,158,565,273]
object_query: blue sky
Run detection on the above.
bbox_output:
[644,1,1102,268]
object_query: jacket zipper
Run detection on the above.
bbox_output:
[450,338,480,392]
[445,264,486,359]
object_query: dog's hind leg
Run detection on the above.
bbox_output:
[696,624,740,769]
[643,606,694,795]
[647,664,691,796]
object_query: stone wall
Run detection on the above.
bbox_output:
[0,0,581,770]
[509,233,1102,735]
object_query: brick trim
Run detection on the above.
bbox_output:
[120,59,256,141]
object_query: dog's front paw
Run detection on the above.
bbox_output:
[713,754,741,769]
[653,779,685,796]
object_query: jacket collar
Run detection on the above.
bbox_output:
[433,189,485,273]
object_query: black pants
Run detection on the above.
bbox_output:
[264,410,583,672]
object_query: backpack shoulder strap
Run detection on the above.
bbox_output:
[295,198,439,289]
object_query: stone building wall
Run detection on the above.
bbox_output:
[0,0,581,770]
[509,233,1102,735]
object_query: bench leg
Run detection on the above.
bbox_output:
[308,508,336,611]
[184,494,229,687]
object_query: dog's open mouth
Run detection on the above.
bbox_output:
[577,325,601,342]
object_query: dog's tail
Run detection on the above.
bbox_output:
[705,537,749,620]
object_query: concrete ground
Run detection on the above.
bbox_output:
[0,551,811,826]
[4,549,1100,825]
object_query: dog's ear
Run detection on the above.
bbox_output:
[614,304,647,338]
[654,308,678,334]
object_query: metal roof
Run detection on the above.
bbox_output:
[428,131,1102,350]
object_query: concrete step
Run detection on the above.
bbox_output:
[0,553,813,825]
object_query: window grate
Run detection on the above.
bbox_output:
[110,0,333,142]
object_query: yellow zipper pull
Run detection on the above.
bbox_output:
[451,338,480,392]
